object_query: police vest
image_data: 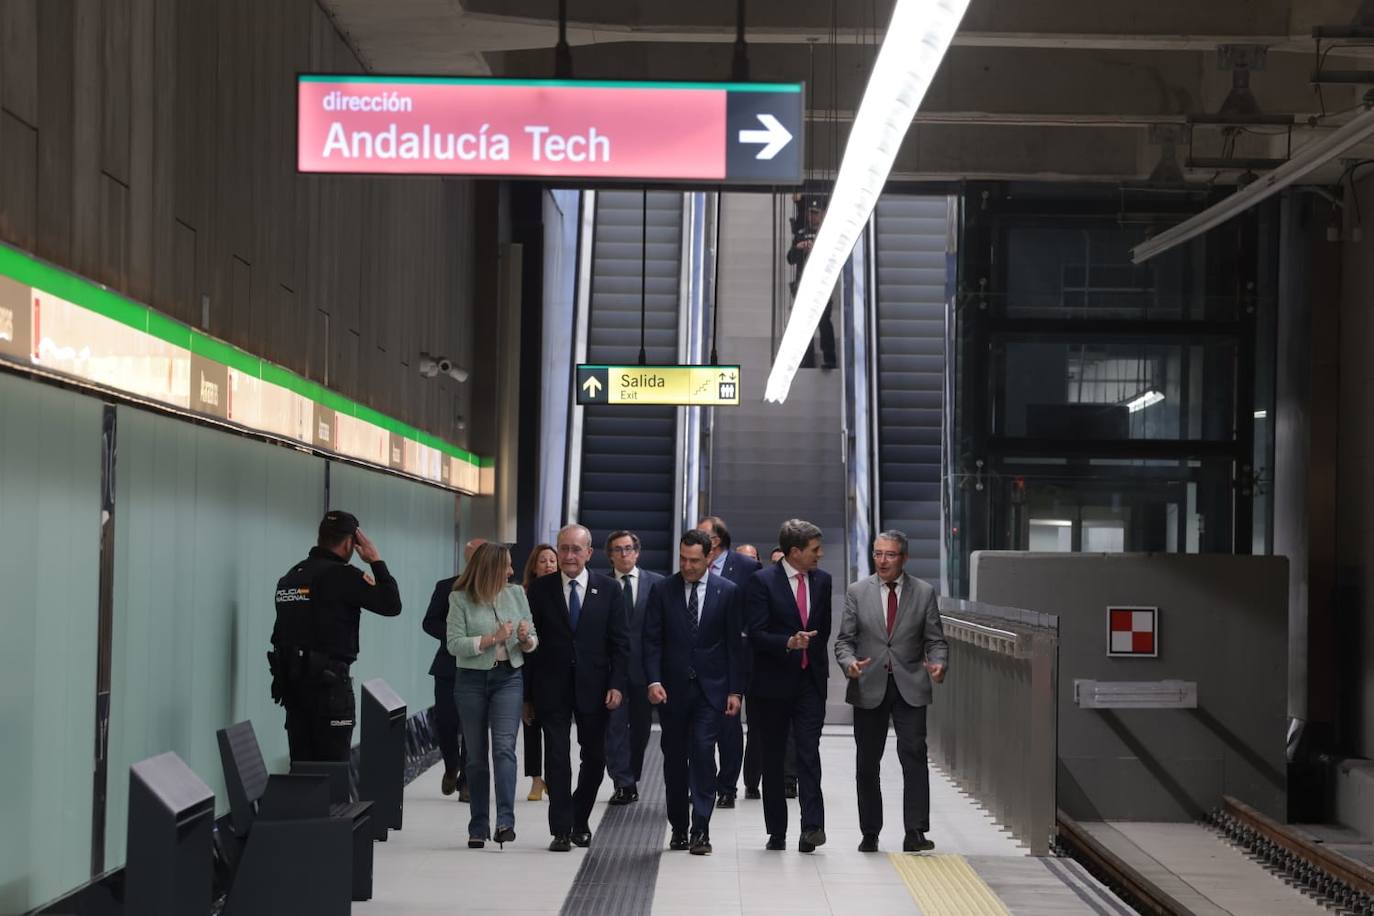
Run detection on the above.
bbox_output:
[272,554,338,652]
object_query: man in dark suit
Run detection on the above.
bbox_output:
[643,529,744,855]
[419,537,486,800]
[835,530,948,853]
[745,518,833,852]
[697,516,762,589]
[524,524,629,852]
[696,516,761,807]
[603,529,664,805]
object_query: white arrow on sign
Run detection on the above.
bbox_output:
[582,375,603,398]
[738,114,793,160]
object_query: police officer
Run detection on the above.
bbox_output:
[271,510,402,762]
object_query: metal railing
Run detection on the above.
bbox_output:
[929,598,1059,855]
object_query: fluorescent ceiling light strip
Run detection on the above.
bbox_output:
[1126,389,1164,412]
[763,0,971,403]
[1131,104,1374,265]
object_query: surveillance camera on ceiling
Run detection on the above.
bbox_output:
[420,353,467,383]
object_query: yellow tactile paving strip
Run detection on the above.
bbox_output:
[889,853,1013,916]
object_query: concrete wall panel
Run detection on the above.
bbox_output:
[972,551,1289,821]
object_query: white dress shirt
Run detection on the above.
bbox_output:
[709,551,727,578]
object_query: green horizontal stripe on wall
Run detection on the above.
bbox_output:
[0,243,484,469]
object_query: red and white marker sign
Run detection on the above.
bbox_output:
[296,76,803,185]
[1107,606,1158,657]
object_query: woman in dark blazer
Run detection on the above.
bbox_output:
[520,544,557,801]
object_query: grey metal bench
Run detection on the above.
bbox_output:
[216,721,374,913]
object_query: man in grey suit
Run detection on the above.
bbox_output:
[835,529,948,853]
[604,530,664,805]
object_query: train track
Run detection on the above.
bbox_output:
[1055,800,1374,915]
[1208,795,1374,914]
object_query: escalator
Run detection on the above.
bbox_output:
[574,191,684,575]
[872,196,952,583]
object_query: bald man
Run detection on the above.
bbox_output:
[421,536,488,799]
[524,524,630,851]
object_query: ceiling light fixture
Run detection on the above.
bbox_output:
[763,0,970,403]
[1126,390,1165,413]
[1131,103,1374,264]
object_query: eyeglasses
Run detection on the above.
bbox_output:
[608,545,639,555]
[556,544,588,555]
[872,551,904,561]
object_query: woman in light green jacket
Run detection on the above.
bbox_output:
[447,543,537,848]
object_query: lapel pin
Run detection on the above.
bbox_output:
[591,588,599,596]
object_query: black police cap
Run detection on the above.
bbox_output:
[319,510,360,541]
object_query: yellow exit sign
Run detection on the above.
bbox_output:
[575,364,741,406]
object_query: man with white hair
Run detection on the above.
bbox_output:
[524,524,630,851]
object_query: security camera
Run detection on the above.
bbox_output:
[437,357,455,375]
[448,365,469,383]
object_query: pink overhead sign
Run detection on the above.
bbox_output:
[297,76,804,185]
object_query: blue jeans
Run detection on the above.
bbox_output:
[454,665,523,839]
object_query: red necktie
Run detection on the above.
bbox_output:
[886,582,898,637]
[796,573,809,669]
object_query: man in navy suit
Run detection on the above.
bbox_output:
[525,524,630,852]
[603,529,664,805]
[644,529,744,855]
[745,518,833,852]
[696,516,761,807]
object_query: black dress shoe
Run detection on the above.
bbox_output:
[858,834,880,853]
[766,834,787,851]
[609,786,639,806]
[441,770,458,796]
[799,828,827,853]
[689,832,712,856]
[549,835,572,852]
[716,793,735,809]
[669,830,691,851]
[784,779,798,799]
[744,786,761,800]
[494,826,515,848]
[571,830,592,848]
[903,831,935,852]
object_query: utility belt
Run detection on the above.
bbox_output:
[267,645,351,704]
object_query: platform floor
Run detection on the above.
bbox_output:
[357,726,1135,915]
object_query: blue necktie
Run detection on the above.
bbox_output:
[568,579,581,632]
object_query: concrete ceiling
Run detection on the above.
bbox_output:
[318,0,1374,182]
